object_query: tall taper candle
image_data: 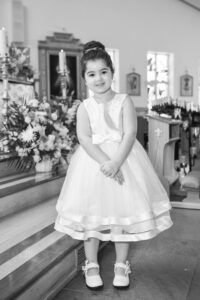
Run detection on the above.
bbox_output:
[59,49,66,73]
[0,27,7,57]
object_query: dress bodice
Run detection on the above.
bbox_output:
[84,94,127,144]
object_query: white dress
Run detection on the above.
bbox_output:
[54,94,173,241]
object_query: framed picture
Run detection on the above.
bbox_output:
[180,74,193,97]
[127,72,141,96]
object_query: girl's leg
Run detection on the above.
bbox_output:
[84,238,100,275]
[114,242,130,276]
[115,241,130,262]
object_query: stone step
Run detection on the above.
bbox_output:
[0,158,99,299]
[0,232,81,300]
[0,171,35,185]
[0,197,81,299]
[0,172,65,218]
[0,197,58,261]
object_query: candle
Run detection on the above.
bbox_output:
[59,49,66,72]
[0,27,8,57]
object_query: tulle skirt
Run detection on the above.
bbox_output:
[54,140,173,241]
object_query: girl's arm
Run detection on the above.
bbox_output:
[76,102,110,164]
[100,96,137,177]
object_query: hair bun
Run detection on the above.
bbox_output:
[83,41,105,54]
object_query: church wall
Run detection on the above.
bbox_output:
[1,0,200,107]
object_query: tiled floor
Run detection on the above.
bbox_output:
[53,208,200,300]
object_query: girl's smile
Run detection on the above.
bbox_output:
[84,59,113,95]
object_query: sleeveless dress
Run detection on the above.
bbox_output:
[54,94,173,241]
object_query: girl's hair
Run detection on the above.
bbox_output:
[80,40,114,78]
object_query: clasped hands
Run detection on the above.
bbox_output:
[100,160,124,185]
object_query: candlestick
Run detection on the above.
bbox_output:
[58,49,69,101]
[0,27,8,57]
[0,27,10,126]
[0,54,10,125]
[59,49,66,73]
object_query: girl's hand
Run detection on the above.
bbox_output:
[114,170,125,185]
[100,160,119,178]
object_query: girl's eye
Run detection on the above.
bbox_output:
[101,70,107,74]
[88,73,95,77]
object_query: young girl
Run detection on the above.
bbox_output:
[54,41,173,290]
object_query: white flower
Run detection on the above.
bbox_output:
[39,142,45,151]
[33,154,41,163]
[20,126,34,142]
[31,142,37,147]
[29,99,39,108]
[25,116,31,124]
[18,148,28,157]
[51,113,58,121]
[58,127,69,137]
[2,108,8,116]
[63,142,71,150]
[44,139,55,150]
[2,139,8,145]
[3,146,9,152]
[38,115,47,123]
[67,107,76,117]
[33,148,40,155]
[48,134,56,142]
[21,105,28,112]
[54,150,61,158]
[44,102,50,109]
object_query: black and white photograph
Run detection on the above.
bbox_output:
[180,73,193,97]
[1,1,200,300]
[127,72,141,96]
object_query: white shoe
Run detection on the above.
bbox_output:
[82,260,103,290]
[113,261,131,289]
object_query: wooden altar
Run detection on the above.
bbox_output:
[38,32,86,100]
[148,115,182,195]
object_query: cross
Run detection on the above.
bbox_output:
[155,128,162,137]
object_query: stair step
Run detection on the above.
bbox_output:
[0,231,81,300]
[0,171,65,198]
[0,224,54,265]
[0,185,108,300]
[0,230,65,280]
[0,197,81,300]
[0,174,65,218]
[0,171,35,185]
[0,197,57,264]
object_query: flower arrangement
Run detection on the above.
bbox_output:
[151,97,200,172]
[175,155,190,183]
[0,96,81,170]
[8,44,34,82]
[151,97,200,130]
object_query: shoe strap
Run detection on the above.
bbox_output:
[82,260,99,274]
[114,261,131,275]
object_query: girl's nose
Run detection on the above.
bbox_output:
[95,73,102,81]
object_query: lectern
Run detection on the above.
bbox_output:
[148,115,182,195]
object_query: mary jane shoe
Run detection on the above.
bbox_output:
[113,261,131,289]
[82,260,103,290]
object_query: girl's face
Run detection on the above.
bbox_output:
[84,59,113,95]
